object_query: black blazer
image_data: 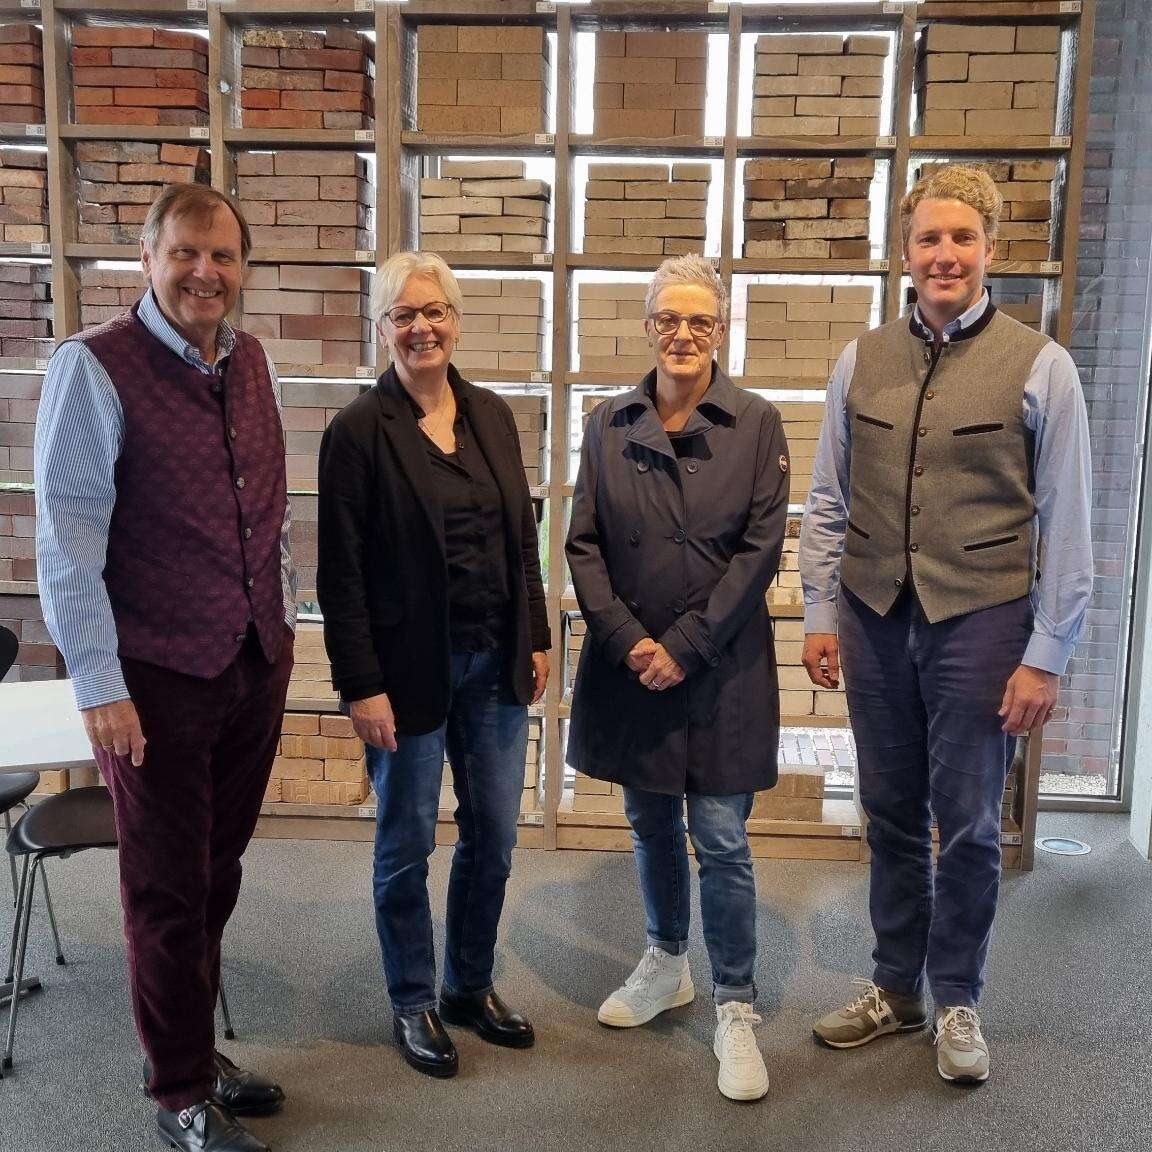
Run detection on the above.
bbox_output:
[316,365,551,735]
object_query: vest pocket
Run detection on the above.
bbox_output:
[855,413,894,430]
[963,533,1019,552]
[953,422,1005,436]
[847,519,871,539]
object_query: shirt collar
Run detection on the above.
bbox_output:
[911,287,991,344]
[137,288,235,372]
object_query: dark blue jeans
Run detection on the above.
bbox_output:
[364,649,528,1015]
[838,585,1032,1008]
[622,787,757,1003]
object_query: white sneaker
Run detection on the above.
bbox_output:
[713,1001,769,1101]
[597,945,694,1027]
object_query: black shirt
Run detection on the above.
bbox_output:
[408,386,513,652]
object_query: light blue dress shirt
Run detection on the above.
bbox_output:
[797,290,1094,676]
[34,290,297,710]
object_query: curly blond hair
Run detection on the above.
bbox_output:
[899,164,1003,246]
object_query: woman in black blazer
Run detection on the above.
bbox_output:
[317,252,550,1079]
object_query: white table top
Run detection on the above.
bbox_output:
[0,679,94,774]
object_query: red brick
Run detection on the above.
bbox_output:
[73,67,156,88]
[274,152,362,177]
[243,109,323,129]
[72,27,155,48]
[159,143,209,166]
[279,48,365,72]
[115,88,208,110]
[153,30,207,53]
[72,47,111,67]
[0,47,39,67]
[0,25,40,46]
[110,49,207,72]
[242,89,281,110]
[281,90,369,113]
[73,107,160,125]
[0,66,42,86]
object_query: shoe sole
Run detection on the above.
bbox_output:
[813,1017,928,1049]
[937,1063,990,1086]
[597,981,695,1028]
[717,1072,770,1102]
[141,1081,284,1117]
[438,1003,536,1049]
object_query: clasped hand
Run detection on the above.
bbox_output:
[627,638,685,691]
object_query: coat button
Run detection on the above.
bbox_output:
[243,526,252,539]
[685,461,699,474]
[709,656,720,667]
[673,599,685,613]
[923,350,931,363]
[911,505,920,516]
[636,460,649,473]
[673,530,685,544]
[909,543,919,553]
[914,465,924,476]
[235,476,246,489]
[629,529,640,544]
[894,578,903,588]
[627,600,639,610]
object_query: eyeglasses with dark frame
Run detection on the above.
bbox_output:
[649,310,720,338]
[383,301,455,328]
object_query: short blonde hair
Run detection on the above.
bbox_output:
[370,251,464,323]
[900,164,1003,245]
[644,253,729,325]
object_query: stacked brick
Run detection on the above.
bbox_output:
[506,395,547,488]
[420,161,550,255]
[0,262,52,361]
[916,24,1061,137]
[287,494,317,602]
[584,162,709,257]
[70,26,208,127]
[286,621,338,708]
[571,772,625,815]
[236,151,373,251]
[775,615,848,721]
[452,278,546,375]
[577,282,648,376]
[0,371,38,482]
[0,148,47,244]
[751,765,824,822]
[267,712,369,807]
[0,24,44,125]
[416,24,550,135]
[278,381,361,508]
[743,157,875,259]
[743,283,873,383]
[768,522,803,609]
[77,142,210,245]
[913,158,1056,261]
[771,403,823,514]
[752,34,887,136]
[241,264,374,379]
[564,611,584,698]
[0,488,37,584]
[78,267,142,328]
[241,28,374,130]
[594,30,707,138]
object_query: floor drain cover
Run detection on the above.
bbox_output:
[1036,837,1091,856]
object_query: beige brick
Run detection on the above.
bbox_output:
[743,239,829,258]
[784,219,868,240]
[757,34,844,55]
[1015,26,1062,54]
[625,31,708,58]
[621,83,706,111]
[587,163,668,182]
[756,54,798,76]
[967,53,1058,83]
[1014,83,1057,110]
[755,75,842,97]
[847,35,889,57]
[965,108,1053,135]
[921,109,968,135]
[746,158,832,181]
[923,24,1016,54]
[1012,158,1057,181]
[746,199,828,221]
[440,160,525,179]
[595,108,676,136]
[752,116,839,136]
[925,54,969,83]
[795,96,881,118]
[925,81,1014,110]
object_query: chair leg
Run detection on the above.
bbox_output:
[218,977,235,1041]
[4,854,37,1070]
[3,855,22,984]
[3,810,16,905]
[34,859,65,966]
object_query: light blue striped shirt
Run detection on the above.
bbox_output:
[34,289,296,710]
[797,290,1094,676]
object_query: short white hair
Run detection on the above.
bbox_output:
[370,251,464,323]
[644,253,729,324]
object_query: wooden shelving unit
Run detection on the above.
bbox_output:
[0,0,1095,869]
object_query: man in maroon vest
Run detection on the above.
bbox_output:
[35,184,295,1152]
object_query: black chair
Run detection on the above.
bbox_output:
[2,786,237,1075]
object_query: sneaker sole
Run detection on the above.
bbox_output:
[813,1016,928,1049]
[937,1064,990,1085]
[717,1071,769,1102]
[597,981,695,1028]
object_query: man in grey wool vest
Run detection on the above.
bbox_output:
[798,164,1093,1084]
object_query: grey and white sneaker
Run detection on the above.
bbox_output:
[597,945,694,1027]
[934,1006,990,1084]
[813,978,928,1048]
[713,1001,769,1101]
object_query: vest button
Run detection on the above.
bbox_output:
[637,460,650,473]
[673,599,686,613]
[914,465,924,476]
[925,390,935,400]
[234,633,245,644]
[246,576,255,588]
[911,505,920,516]
[917,427,927,437]
[235,476,245,489]
[243,527,252,539]
[909,543,919,553]
[228,426,237,440]
[923,350,931,363]
[211,382,222,394]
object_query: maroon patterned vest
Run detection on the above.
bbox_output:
[69,304,287,677]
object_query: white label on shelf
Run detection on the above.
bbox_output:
[355,366,374,378]
[533,133,554,146]
[708,2,728,12]
[354,0,374,10]
[34,359,49,371]
[186,0,206,9]
[702,136,723,148]
[355,250,374,263]
[188,126,209,140]
[1041,261,1062,274]
[520,812,544,826]
[530,371,550,383]
[31,243,50,255]
[24,124,45,138]
[532,253,550,265]
[841,825,861,838]
[1050,135,1072,148]
[876,135,896,148]
[535,2,556,13]
[1060,2,1081,13]
[19,0,41,9]
[1001,832,1023,845]
[868,259,889,272]
[354,129,374,143]
[357,805,377,819]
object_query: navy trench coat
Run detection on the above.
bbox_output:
[565,365,790,796]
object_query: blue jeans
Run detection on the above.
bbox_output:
[365,649,528,1015]
[622,787,757,1003]
[838,586,1031,1008]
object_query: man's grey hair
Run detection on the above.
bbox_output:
[370,251,464,323]
[644,253,729,325]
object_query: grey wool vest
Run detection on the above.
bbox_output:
[841,305,1050,624]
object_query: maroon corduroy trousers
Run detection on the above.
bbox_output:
[96,626,293,1112]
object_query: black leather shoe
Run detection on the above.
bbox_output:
[439,988,535,1049]
[392,1009,459,1078]
[156,1100,268,1152]
[143,1052,284,1117]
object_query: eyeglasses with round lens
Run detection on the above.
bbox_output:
[384,301,453,328]
[650,311,718,338]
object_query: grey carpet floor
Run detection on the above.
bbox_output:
[0,811,1149,1152]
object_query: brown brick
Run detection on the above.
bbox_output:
[0,46,39,67]
[109,48,207,72]
[243,110,323,128]
[279,48,366,72]
[72,26,155,48]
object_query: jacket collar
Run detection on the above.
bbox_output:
[907,286,996,345]
[610,362,737,458]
